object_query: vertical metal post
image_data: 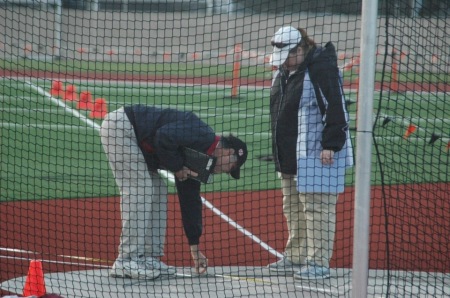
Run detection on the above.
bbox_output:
[53,0,62,59]
[352,0,379,297]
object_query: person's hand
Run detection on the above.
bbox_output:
[190,245,208,274]
[175,166,198,182]
[320,149,335,165]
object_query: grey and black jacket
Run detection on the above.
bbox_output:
[270,42,350,174]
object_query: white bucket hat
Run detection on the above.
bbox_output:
[270,26,302,66]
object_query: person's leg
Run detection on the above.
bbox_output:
[267,174,307,273]
[281,174,308,265]
[303,193,337,267]
[100,108,160,279]
[142,173,176,275]
[100,108,155,260]
[295,192,337,279]
[143,172,167,257]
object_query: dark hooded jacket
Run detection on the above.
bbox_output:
[269,42,349,174]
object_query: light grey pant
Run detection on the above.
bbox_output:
[100,107,168,261]
[280,173,337,268]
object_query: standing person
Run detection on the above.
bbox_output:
[100,104,248,280]
[266,26,353,279]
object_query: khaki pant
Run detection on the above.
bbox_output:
[280,173,337,267]
[100,108,168,260]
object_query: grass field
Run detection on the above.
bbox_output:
[0,76,448,202]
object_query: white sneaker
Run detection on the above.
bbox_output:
[267,256,303,273]
[294,262,330,280]
[110,258,161,280]
[144,257,177,275]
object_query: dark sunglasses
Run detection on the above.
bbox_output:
[271,42,298,49]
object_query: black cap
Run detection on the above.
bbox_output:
[222,135,248,179]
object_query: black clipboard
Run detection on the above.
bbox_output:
[183,147,217,183]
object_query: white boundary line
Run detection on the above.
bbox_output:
[0,255,110,269]
[7,76,449,97]
[23,80,283,260]
[201,197,283,258]
[25,81,101,130]
[157,170,282,258]
[0,248,111,268]
[0,123,91,130]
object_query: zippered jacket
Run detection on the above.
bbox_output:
[270,42,351,174]
[124,105,218,245]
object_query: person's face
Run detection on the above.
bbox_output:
[213,148,238,174]
[283,46,305,70]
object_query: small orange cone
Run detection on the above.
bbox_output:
[64,84,78,101]
[89,98,108,119]
[77,91,94,110]
[403,124,417,139]
[50,81,64,98]
[23,260,46,297]
[23,44,33,57]
[163,52,171,61]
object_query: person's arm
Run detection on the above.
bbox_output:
[175,166,198,182]
[175,178,208,273]
[312,50,349,152]
[320,149,335,165]
[190,244,208,274]
[319,71,348,152]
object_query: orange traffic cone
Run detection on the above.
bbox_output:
[89,98,108,119]
[50,81,64,98]
[77,91,94,110]
[23,260,46,297]
[64,84,78,101]
[403,124,417,139]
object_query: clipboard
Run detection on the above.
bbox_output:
[183,147,217,184]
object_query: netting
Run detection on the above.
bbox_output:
[0,0,448,297]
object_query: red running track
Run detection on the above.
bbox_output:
[1,183,450,296]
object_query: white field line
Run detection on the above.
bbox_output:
[201,197,284,259]
[2,97,447,131]
[157,169,282,258]
[0,250,274,286]
[0,248,111,268]
[25,81,101,130]
[22,80,283,260]
[1,122,447,143]
[0,108,60,113]
[8,76,267,91]
[0,123,90,130]
[8,76,450,97]
[295,285,337,294]
[112,102,270,115]
[2,102,448,128]
[0,255,110,269]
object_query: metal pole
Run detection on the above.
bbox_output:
[53,0,62,59]
[352,0,378,297]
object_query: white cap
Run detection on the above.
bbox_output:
[270,26,302,66]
